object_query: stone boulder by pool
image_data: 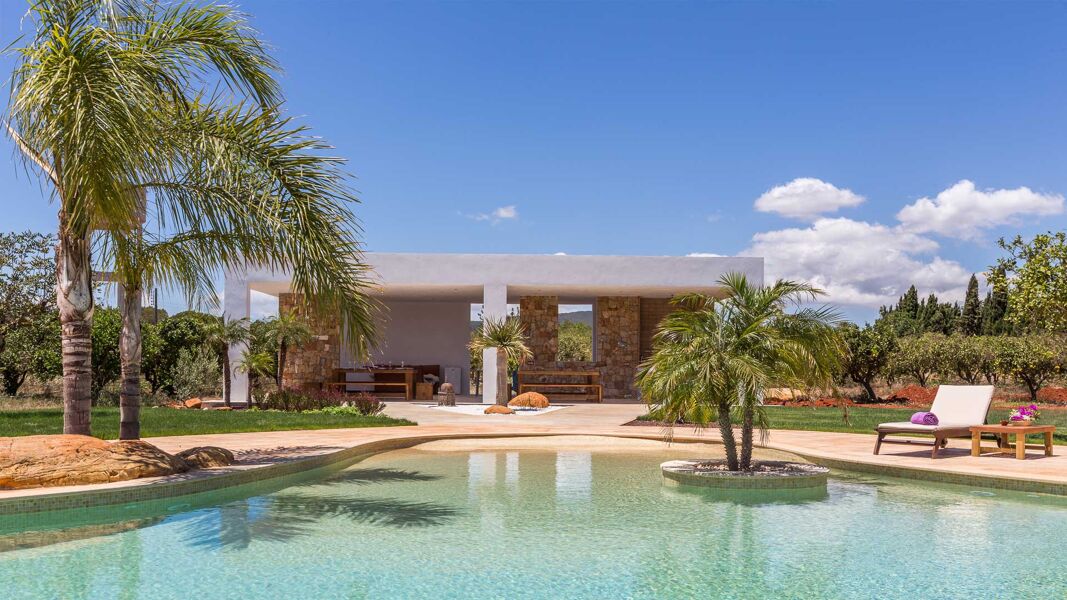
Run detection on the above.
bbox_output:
[0,435,235,490]
[484,405,515,415]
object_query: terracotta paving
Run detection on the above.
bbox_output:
[2,401,1067,503]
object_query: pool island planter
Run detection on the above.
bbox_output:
[661,459,829,490]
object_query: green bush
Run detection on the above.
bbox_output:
[171,345,220,401]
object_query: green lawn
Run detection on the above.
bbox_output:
[0,407,414,439]
[643,406,1067,445]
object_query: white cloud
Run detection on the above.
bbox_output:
[754,178,865,221]
[686,252,724,257]
[466,204,519,224]
[744,217,971,308]
[897,180,1064,240]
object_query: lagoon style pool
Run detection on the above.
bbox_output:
[1,439,1066,599]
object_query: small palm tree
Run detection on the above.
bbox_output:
[469,316,532,405]
[203,315,250,407]
[267,313,314,388]
[236,349,275,407]
[636,274,842,471]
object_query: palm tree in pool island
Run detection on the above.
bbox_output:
[469,316,532,405]
[7,0,378,435]
[636,274,843,471]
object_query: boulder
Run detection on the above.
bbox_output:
[508,392,550,408]
[183,398,202,409]
[0,435,189,490]
[437,382,456,407]
[484,405,514,415]
[176,446,236,469]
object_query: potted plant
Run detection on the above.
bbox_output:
[1005,404,1040,426]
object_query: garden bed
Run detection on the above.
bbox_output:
[661,459,829,489]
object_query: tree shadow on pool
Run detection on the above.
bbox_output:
[315,468,444,486]
[182,493,461,551]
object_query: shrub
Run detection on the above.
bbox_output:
[347,392,385,416]
[171,345,220,401]
[996,336,1065,403]
[889,333,944,387]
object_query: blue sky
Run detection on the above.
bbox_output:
[2,1,1066,321]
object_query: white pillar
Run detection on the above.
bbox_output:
[481,283,507,404]
[224,267,252,405]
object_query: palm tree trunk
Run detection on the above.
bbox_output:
[739,402,754,471]
[222,353,232,407]
[277,341,287,389]
[57,226,94,435]
[119,284,142,440]
[495,350,508,405]
[716,399,739,471]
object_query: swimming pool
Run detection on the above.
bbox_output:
[2,440,1066,599]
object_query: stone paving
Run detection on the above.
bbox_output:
[3,401,1067,505]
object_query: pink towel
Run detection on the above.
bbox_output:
[910,412,938,425]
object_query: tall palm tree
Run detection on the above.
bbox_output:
[8,1,378,434]
[203,315,250,408]
[266,312,313,389]
[468,316,532,405]
[636,274,842,471]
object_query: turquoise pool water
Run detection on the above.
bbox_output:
[2,446,1067,599]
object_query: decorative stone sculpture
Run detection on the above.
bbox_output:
[438,382,456,406]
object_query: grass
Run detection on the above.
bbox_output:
[640,405,1067,445]
[0,407,414,439]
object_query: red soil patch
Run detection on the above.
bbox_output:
[885,384,938,405]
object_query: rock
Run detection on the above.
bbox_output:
[0,435,189,490]
[213,406,233,411]
[437,382,456,407]
[484,405,514,415]
[508,392,550,408]
[175,446,236,469]
[184,398,202,409]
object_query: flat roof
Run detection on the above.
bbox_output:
[238,252,763,301]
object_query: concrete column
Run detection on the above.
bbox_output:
[481,283,507,404]
[224,268,252,405]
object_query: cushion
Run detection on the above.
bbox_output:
[928,385,994,426]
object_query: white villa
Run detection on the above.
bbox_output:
[224,253,763,404]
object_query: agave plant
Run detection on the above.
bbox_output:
[636,274,843,471]
[468,316,532,405]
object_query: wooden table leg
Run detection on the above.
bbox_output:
[1046,431,1054,457]
[1016,432,1027,460]
[971,431,981,457]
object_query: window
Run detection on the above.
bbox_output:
[557,304,594,362]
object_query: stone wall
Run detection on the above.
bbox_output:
[519,296,558,367]
[596,296,641,398]
[279,293,341,391]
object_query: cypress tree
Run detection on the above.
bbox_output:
[960,274,981,335]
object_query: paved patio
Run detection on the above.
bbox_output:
[3,402,1067,508]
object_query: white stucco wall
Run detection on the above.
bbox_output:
[369,299,473,395]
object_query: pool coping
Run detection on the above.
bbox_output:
[2,428,1066,515]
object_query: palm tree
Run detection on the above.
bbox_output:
[203,315,250,408]
[636,274,842,471]
[236,348,274,407]
[468,316,532,405]
[266,312,313,389]
[8,1,378,434]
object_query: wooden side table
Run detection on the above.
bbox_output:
[970,424,1055,460]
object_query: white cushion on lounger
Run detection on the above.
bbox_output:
[877,421,941,432]
[877,385,995,430]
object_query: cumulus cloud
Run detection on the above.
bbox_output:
[897,180,1063,240]
[744,217,971,308]
[466,205,519,224]
[754,178,865,221]
[686,252,725,257]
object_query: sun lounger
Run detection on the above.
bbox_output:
[874,385,995,458]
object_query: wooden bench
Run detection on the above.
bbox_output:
[323,381,411,399]
[517,370,602,403]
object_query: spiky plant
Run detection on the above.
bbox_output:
[636,274,843,471]
[7,0,377,434]
[468,316,532,405]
